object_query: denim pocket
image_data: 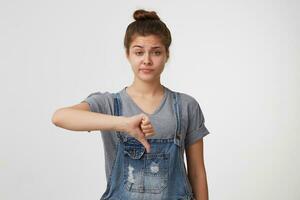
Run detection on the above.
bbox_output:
[123,144,169,194]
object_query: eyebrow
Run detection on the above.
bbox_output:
[132,45,162,49]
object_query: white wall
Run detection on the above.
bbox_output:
[1,0,299,199]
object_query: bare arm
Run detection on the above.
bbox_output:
[186,139,209,200]
[51,102,155,153]
[51,102,128,132]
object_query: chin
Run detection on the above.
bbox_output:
[138,75,159,83]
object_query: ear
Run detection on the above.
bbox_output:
[165,52,169,63]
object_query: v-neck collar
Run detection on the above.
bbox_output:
[121,85,168,116]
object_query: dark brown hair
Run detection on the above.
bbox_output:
[124,9,172,59]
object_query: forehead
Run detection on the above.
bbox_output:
[130,35,164,49]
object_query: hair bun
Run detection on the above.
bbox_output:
[133,9,160,21]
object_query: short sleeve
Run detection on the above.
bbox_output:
[81,91,110,114]
[185,99,210,148]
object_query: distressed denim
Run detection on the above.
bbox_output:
[100,91,195,200]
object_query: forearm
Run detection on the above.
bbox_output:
[52,108,128,132]
[188,168,209,200]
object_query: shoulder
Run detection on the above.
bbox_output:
[168,88,200,109]
[165,87,202,115]
[83,90,120,114]
[85,90,122,102]
[178,92,199,105]
[86,91,113,98]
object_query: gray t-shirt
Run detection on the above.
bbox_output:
[82,85,210,181]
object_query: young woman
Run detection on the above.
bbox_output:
[52,9,210,200]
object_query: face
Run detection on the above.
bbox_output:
[126,35,168,83]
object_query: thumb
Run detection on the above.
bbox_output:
[137,129,151,153]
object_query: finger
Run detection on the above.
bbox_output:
[140,114,147,124]
[142,115,150,124]
[142,121,151,126]
[141,123,152,130]
[141,113,148,121]
[142,128,154,134]
[145,132,155,138]
[141,119,151,128]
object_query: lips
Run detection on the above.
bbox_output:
[139,68,154,73]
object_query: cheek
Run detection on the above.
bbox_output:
[128,56,140,65]
[154,57,166,65]
[132,59,142,67]
[129,59,142,71]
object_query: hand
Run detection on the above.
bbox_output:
[140,115,156,138]
[124,113,156,153]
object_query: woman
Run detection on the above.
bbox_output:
[52,9,210,200]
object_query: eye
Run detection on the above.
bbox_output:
[135,51,143,56]
[153,51,161,56]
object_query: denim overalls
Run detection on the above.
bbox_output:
[100,91,195,200]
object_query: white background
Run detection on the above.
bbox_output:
[1,0,299,199]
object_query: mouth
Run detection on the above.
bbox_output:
[139,68,154,73]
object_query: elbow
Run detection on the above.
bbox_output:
[51,108,64,126]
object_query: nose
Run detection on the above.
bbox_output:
[143,53,152,65]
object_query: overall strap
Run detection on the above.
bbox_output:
[172,91,183,147]
[113,92,127,142]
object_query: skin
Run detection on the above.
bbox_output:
[186,139,209,200]
[52,34,208,200]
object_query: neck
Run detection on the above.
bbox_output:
[127,77,164,97]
